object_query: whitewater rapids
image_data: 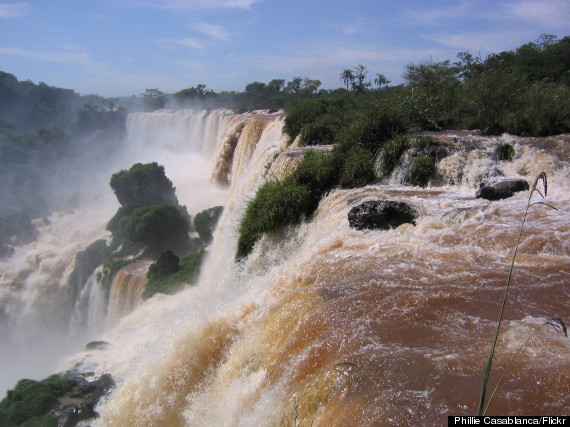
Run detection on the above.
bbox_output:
[3,109,569,425]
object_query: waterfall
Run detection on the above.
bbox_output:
[86,129,568,425]
[3,112,569,424]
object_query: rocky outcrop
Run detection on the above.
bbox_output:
[476,178,529,200]
[348,200,417,230]
[49,373,115,427]
[0,372,115,427]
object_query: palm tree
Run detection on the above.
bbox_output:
[339,69,355,90]
[374,73,391,88]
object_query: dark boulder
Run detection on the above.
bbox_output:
[476,178,529,201]
[348,200,417,230]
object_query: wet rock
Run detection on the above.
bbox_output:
[348,200,417,230]
[476,178,529,200]
[51,373,115,427]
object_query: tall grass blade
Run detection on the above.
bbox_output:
[477,172,557,416]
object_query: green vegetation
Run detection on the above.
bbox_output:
[338,146,376,188]
[109,162,178,210]
[143,250,205,299]
[236,179,312,259]
[377,135,411,177]
[127,205,190,255]
[106,163,191,257]
[0,375,75,427]
[410,156,436,187]
[0,72,126,220]
[495,142,515,161]
[194,206,224,244]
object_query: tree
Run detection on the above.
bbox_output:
[302,78,321,94]
[374,73,391,88]
[267,79,286,93]
[140,88,165,111]
[109,162,179,211]
[352,64,371,94]
[245,81,267,93]
[339,69,355,90]
[286,77,303,94]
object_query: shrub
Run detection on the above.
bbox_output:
[0,376,75,427]
[143,250,204,299]
[495,142,515,161]
[194,206,223,244]
[377,135,411,177]
[109,162,178,211]
[292,150,338,209]
[334,107,405,155]
[283,95,356,143]
[410,156,436,187]
[414,135,443,149]
[127,205,190,255]
[236,179,311,259]
[338,146,376,188]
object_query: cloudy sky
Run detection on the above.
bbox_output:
[0,0,568,97]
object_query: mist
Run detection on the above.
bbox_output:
[0,73,235,396]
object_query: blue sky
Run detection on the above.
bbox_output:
[1,0,568,97]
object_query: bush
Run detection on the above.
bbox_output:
[410,156,436,187]
[338,146,376,188]
[0,376,75,427]
[283,95,356,143]
[127,205,190,255]
[143,250,205,299]
[292,150,338,207]
[194,206,223,244]
[378,135,411,177]
[495,142,515,161]
[109,162,178,211]
[335,107,405,154]
[236,179,311,259]
[414,135,443,149]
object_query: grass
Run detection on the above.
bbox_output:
[477,172,559,415]
[236,179,312,260]
[410,156,436,187]
[495,142,515,161]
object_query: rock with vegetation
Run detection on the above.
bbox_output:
[106,162,191,257]
[476,178,529,200]
[143,250,204,299]
[109,162,179,210]
[194,206,223,244]
[495,142,515,161]
[0,372,114,427]
[348,200,417,230]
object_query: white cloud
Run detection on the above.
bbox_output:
[158,37,206,50]
[193,23,231,40]
[501,0,570,28]
[128,0,264,10]
[0,2,28,18]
